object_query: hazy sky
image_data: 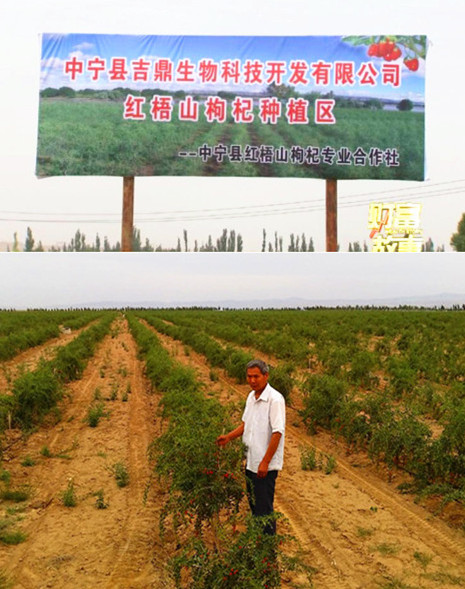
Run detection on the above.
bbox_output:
[0,0,464,252]
[1,253,464,309]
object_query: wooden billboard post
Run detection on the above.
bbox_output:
[120,176,337,252]
[326,179,338,252]
[121,176,135,252]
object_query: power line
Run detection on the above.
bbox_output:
[0,179,463,224]
[2,178,465,217]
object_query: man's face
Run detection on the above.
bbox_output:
[246,367,269,394]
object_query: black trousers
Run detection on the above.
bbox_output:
[245,469,278,535]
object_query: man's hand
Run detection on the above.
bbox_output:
[257,431,282,478]
[257,459,269,478]
[216,423,244,447]
[215,434,229,447]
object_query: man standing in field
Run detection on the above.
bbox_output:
[216,359,285,534]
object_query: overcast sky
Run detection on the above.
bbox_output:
[1,253,464,309]
[0,0,464,252]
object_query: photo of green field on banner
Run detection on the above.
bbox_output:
[36,34,426,180]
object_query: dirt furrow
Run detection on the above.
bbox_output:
[0,317,172,589]
[287,423,465,564]
[0,327,86,394]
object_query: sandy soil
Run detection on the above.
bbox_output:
[1,316,465,589]
[0,317,172,589]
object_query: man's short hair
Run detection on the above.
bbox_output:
[246,359,269,375]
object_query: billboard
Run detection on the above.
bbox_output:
[37,34,426,180]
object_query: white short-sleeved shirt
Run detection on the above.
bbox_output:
[241,383,285,473]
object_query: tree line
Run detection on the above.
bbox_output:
[40,84,418,112]
[5,216,464,252]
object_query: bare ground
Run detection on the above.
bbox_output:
[0,317,172,589]
[1,316,464,589]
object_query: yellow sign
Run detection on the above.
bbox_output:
[368,202,423,252]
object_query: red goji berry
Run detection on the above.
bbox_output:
[405,57,419,71]
[368,43,379,57]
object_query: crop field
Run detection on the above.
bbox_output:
[1,308,465,588]
[36,98,424,180]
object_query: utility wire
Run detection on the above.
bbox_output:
[0,179,464,224]
[2,178,465,217]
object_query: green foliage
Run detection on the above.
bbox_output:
[368,411,431,470]
[40,445,52,458]
[20,455,36,467]
[349,350,377,387]
[0,487,30,502]
[0,395,14,434]
[300,446,318,471]
[8,312,116,430]
[0,514,27,548]
[413,551,433,570]
[85,402,107,427]
[132,307,465,502]
[112,462,129,488]
[451,212,465,251]
[12,364,61,429]
[109,382,118,401]
[94,489,109,509]
[0,528,27,545]
[170,515,313,588]
[325,454,337,474]
[269,364,294,403]
[387,357,417,399]
[53,346,86,382]
[332,400,372,449]
[300,445,336,474]
[60,479,77,507]
[128,314,310,585]
[397,99,414,111]
[0,309,103,362]
[225,348,254,383]
[301,374,347,430]
[440,401,465,455]
[356,527,374,539]
[155,413,244,531]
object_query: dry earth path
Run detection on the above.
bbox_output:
[0,317,173,589]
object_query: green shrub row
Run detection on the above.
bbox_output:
[1,312,116,431]
[0,309,105,362]
[133,311,295,401]
[144,308,465,395]
[127,313,245,526]
[134,311,254,383]
[127,314,311,588]
[141,308,465,505]
[301,373,465,502]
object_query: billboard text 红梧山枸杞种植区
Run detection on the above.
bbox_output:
[37,34,426,180]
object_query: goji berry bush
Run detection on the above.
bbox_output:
[135,307,465,509]
[127,313,312,587]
